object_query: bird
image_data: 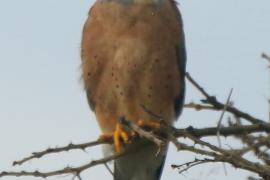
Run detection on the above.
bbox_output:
[81,0,186,179]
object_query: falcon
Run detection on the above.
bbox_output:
[81,0,186,179]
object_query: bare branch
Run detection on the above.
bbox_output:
[185,73,265,124]
[1,122,270,179]
[262,53,270,64]
[119,117,165,147]
[8,123,270,168]
[1,73,270,180]
[104,163,114,177]
[0,152,124,178]
[174,123,270,138]
[216,88,233,174]
[184,102,217,111]
[172,158,218,174]
[236,135,270,156]
[13,139,112,166]
[171,133,270,178]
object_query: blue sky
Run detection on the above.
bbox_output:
[0,0,269,179]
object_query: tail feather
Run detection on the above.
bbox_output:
[113,140,168,180]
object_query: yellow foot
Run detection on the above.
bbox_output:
[98,120,160,153]
[114,124,129,153]
[98,124,130,153]
[137,119,161,129]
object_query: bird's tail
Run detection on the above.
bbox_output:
[113,140,168,180]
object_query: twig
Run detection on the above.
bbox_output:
[2,122,270,179]
[185,73,265,124]
[217,88,233,134]
[216,88,233,174]
[1,73,270,179]
[169,135,218,157]
[171,158,217,174]
[119,117,165,147]
[140,104,164,121]
[236,135,270,155]
[184,102,217,111]
[171,133,270,178]
[11,123,270,168]
[262,53,270,64]
[174,123,270,138]
[104,163,114,177]
[0,153,124,178]
[262,53,270,122]
[13,139,112,166]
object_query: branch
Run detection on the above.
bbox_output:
[262,53,270,64]
[174,123,270,138]
[236,135,270,156]
[184,102,217,111]
[1,73,269,179]
[2,122,270,179]
[171,158,218,174]
[8,123,270,169]
[171,133,270,178]
[13,138,112,166]
[119,117,165,147]
[0,153,124,179]
[185,73,265,124]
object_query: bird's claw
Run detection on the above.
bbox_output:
[137,119,161,129]
[98,124,130,153]
[98,119,161,153]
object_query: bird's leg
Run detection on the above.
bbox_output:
[98,124,130,153]
[98,119,161,153]
[114,124,129,153]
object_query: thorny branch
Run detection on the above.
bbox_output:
[1,72,270,179]
[9,122,270,168]
[13,139,112,167]
[174,123,270,138]
[185,72,265,124]
[171,158,219,174]
[262,52,270,123]
[262,53,270,67]
[0,152,124,179]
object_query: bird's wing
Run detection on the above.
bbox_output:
[172,0,187,118]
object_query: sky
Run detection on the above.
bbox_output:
[0,0,269,180]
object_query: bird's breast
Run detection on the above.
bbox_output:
[81,0,184,133]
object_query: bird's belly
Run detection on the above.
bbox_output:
[94,40,181,133]
[81,0,184,133]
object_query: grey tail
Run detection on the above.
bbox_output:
[113,140,168,180]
